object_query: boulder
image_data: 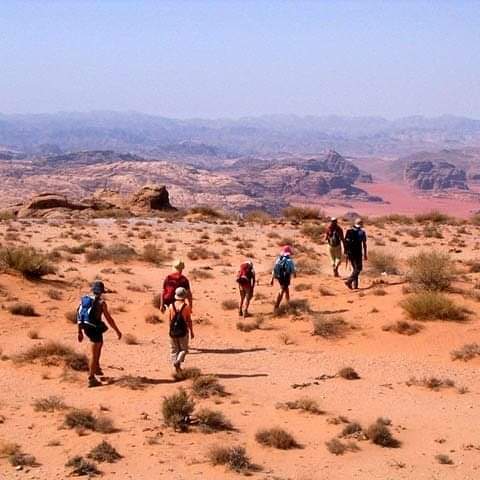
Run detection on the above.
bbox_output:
[130,186,176,211]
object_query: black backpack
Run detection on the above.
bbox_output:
[345,228,363,254]
[329,229,341,247]
[169,303,188,338]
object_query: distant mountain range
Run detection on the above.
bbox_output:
[1,112,480,157]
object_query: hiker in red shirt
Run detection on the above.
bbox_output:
[237,259,256,317]
[160,259,193,313]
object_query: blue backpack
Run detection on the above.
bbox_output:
[77,295,97,328]
[274,255,293,283]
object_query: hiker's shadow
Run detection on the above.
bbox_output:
[106,376,177,387]
[190,347,267,355]
[317,309,349,315]
[214,373,268,379]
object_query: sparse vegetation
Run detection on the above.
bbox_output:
[451,343,480,361]
[196,408,233,433]
[236,316,264,332]
[208,445,251,473]
[0,246,56,278]
[221,299,237,310]
[276,397,323,415]
[401,292,468,321]
[64,409,115,433]
[275,298,311,317]
[66,456,100,476]
[382,320,423,335]
[86,243,137,263]
[9,302,37,316]
[338,367,360,380]
[312,314,349,338]
[301,223,326,243]
[162,388,195,431]
[407,251,454,291]
[192,375,226,398]
[368,250,399,275]
[33,395,67,412]
[173,367,202,381]
[407,376,455,391]
[435,454,454,465]
[325,438,359,455]
[283,206,321,221]
[366,418,400,447]
[255,427,300,449]
[142,243,170,265]
[88,441,122,463]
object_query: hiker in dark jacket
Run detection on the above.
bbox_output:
[344,218,368,290]
[325,217,345,277]
[271,245,296,311]
[77,281,122,388]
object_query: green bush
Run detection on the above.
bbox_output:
[407,251,454,291]
[0,246,56,278]
[401,292,468,321]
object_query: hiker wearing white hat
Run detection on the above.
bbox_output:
[344,218,368,290]
[325,217,345,277]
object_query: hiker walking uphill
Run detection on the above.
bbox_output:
[325,217,345,277]
[271,245,296,312]
[168,287,194,374]
[77,281,122,388]
[344,218,368,290]
[237,259,256,317]
[160,259,193,313]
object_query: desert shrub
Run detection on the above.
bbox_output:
[190,268,214,280]
[47,289,62,300]
[236,316,264,332]
[9,302,37,316]
[407,251,454,291]
[366,419,400,447]
[66,456,100,476]
[162,389,195,431]
[415,211,455,224]
[173,366,202,381]
[296,257,321,275]
[33,395,67,412]
[338,367,360,380]
[189,206,224,218]
[196,408,233,433]
[277,398,323,415]
[401,292,468,321]
[255,427,300,449]
[8,450,37,467]
[65,409,115,433]
[408,376,455,391]
[312,314,349,338]
[382,320,423,335]
[142,244,170,265]
[187,246,215,260]
[451,343,480,361]
[192,375,226,398]
[0,246,56,278]
[368,250,399,275]
[85,244,137,263]
[14,341,88,371]
[341,422,363,437]
[301,223,326,243]
[435,454,454,465]
[221,299,237,310]
[423,225,443,238]
[208,445,251,472]
[88,441,122,463]
[245,210,273,223]
[145,314,162,324]
[325,438,346,455]
[0,211,15,221]
[283,207,321,221]
[274,298,311,317]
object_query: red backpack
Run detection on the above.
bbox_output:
[163,273,188,305]
[237,262,253,285]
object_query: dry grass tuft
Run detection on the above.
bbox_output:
[276,397,324,415]
[382,320,423,335]
[401,292,468,321]
[33,395,67,412]
[255,427,300,449]
[86,243,137,263]
[325,438,359,455]
[192,375,226,398]
[142,244,171,265]
[221,299,238,310]
[368,250,399,275]
[173,367,202,381]
[407,251,455,291]
[338,367,360,380]
[236,316,264,332]
[312,314,349,338]
[435,454,454,465]
[64,409,116,433]
[196,408,234,433]
[451,343,480,361]
[208,445,251,472]
[162,388,195,431]
[366,419,400,448]
[87,441,122,463]
[0,246,56,278]
[275,298,311,317]
[283,206,321,221]
[145,314,162,324]
[66,456,100,476]
[9,302,38,316]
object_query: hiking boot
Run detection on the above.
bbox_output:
[243,310,251,318]
[95,368,104,376]
[334,267,339,278]
[238,308,243,317]
[88,376,102,388]
[345,280,353,290]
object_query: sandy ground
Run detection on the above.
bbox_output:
[1,216,480,479]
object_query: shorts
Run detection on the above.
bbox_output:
[238,281,253,299]
[278,276,291,289]
[83,323,107,344]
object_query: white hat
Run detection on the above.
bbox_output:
[175,287,188,300]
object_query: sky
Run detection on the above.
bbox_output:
[1,0,479,119]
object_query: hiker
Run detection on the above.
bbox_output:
[168,287,194,373]
[344,218,368,290]
[271,245,296,311]
[160,259,193,313]
[325,216,345,277]
[237,259,256,317]
[77,281,122,388]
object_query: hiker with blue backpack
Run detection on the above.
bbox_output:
[168,286,194,375]
[271,245,296,312]
[77,281,122,388]
[344,218,368,290]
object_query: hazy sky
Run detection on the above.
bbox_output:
[1,0,479,118]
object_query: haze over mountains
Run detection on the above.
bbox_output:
[2,111,480,157]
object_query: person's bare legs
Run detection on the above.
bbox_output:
[244,289,252,317]
[88,342,103,386]
[285,286,290,304]
[239,287,246,316]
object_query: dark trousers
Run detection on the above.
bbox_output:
[347,255,363,289]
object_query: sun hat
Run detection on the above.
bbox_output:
[281,245,293,256]
[331,217,337,222]
[354,218,363,228]
[172,259,185,271]
[175,287,188,300]
[91,280,106,295]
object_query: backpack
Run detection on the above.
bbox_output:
[77,295,99,328]
[163,274,185,305]
[169,303,188,338]
[237,262,253,284]
[274,255,292,283]
[328,229,341,247]
[345,228,363,255]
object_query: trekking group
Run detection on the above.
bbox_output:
[76,216,367,387]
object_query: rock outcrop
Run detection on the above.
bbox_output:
[404,161,468,191]
[130,186,176,211]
